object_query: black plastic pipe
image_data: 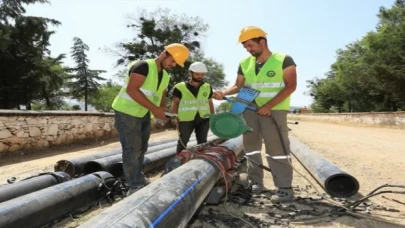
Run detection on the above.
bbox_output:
[289,136,360,198]
[78,136,243,228]
[54,137,178,177]
[0,171,114,228]
[85,135,220,177]
[0,172,71,203]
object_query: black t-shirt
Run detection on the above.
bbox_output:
[237,55,297,76]
[129,60,163,90]
[171,82,213,100]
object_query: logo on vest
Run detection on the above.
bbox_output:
[203,92,208,97]
[267,70,276,77]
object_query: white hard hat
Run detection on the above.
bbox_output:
[189,62,208,73]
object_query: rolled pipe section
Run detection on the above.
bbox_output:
[289,136,360,198]
[0,172,71,203]
[86,135,220,177]
[78,136,243,228]
[54,137,178,177]
[0,171,114,228]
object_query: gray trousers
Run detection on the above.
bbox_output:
[242,109,293,188]
[114,110,150,189]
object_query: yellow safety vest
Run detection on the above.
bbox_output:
[111,59,170,117]
[240,53,290,110]
[175,82,211,121]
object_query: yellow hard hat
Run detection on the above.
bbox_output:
[164,43,190,67]
[238,26,267,43]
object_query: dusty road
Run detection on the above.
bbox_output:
[287,121,405,227]
[190,121,405,228]
[1,121,404,228]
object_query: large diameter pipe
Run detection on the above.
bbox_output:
[79,136,243,228]
[289,136,360,197]
[0,171,114,228]
[54,137,178,177]
[86,135,220,177]
[0,172,71,203]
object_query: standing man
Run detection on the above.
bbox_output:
[213,26,297,202]
[112,43,190,196]
[171,62,215,154]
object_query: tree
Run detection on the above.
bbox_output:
[106,7,228,95]
[66,37,107,111]
[0,0,66,109]
[88,79,121,112]
[306,1,405,112]
[33,54,69,109]
[216,101,232,113]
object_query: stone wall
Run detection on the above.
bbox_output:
[288,111,405,127]
[0,110,171,154]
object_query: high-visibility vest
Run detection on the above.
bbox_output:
[111,59,170,117]
[175,82,211,121]
[240,53,290,110]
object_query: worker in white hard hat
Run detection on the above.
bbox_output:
[170,62,215,153]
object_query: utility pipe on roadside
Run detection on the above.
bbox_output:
[0,172,71,203]
[54,137,178,177]
[289,136,360,197]
[0,171,114,228]
[78,136,243,228]
[84,135,220,177]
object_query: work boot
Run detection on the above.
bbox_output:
[270,188,295,202]
[251,182,264,194]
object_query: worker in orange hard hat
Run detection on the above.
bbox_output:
[111,43,190,196]
[213,26,298,202]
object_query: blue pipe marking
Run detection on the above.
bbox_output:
[149,165,215,228]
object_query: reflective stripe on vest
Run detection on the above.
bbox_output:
[240,53,290,110]
[111,59,170,117]
[176,82,211,121]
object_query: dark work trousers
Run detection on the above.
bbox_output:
[114,110,151,190]
[176,114,210,153]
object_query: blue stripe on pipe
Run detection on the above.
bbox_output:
[149,165,215,228]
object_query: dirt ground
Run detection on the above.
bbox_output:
[1,121,405,228]
[185,121,405,228]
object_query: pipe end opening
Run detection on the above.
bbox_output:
[83,162,104,175]
[110,163,124,178]
[325,174,360,198]
[54,161,75,177]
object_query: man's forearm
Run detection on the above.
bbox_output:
[160,98,166,108]
[171,101,179,114]
[264,87,296,109]
[209,100,215,114]
[128,88,157,111]
[223,85,241,96]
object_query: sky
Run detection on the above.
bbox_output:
[25,0,395,108]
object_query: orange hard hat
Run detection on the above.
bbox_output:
[238,26,267,43]
[164,43,190,67]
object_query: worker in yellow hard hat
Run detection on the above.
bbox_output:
[111,43,190,196]
[213,26,297,202]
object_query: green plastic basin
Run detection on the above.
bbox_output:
[205,112,253,139]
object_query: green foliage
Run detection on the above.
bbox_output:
[66,37,107,111]
[307,0,405,112]
[88,79,121,112]
[0,0,66,109]
[71,105,81,110]
[216,101,232,113]
[108,7,228,94]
